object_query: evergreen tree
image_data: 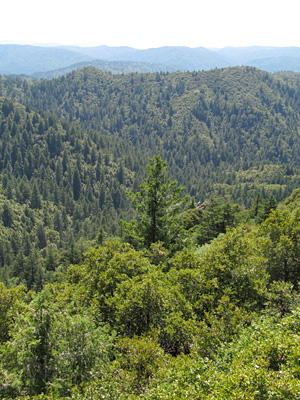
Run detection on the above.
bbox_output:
[72,168,81,201]
[2,202,13,227]
[125,155,187,250]
[263,195,277,221]
[36,224,47,250]
[30,182,42,209]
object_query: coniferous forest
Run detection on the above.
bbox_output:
[2,66,300,398]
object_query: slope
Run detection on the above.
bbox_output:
[1,66,300,204]
[0,96,148,288]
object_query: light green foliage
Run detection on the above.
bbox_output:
[1,290,54,395]
[0,287,115,397]
[113,335,165,392]
[0,283,28,344]
[157,312,198,356]
[281,186,300,212]
[210,313,300,399]
[81,241,152,320]
[195,296,255,359]
[265,280,298,317]
[108,269,193,337]
[198,225,268,311]
[258,209,300,286]
[49,313,114,395]
[145,241,170,266]
[124,311,300,399]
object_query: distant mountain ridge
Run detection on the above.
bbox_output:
[60,45,232,70]
[1,44,300,76]
[0,44,93,75]
[31,59,179,79]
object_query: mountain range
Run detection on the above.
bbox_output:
[1,44,300,77]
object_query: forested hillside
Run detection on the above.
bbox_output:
[0,96,150,288]
[2,66,300,398]
[1,67,300,286]
[2,66,300,204]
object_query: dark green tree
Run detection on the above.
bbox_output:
[30,182,42,209]
[72,168,81,201]
[2,202,13,227]
[196,199,243,245]
[36,224,47,250]
[2,98,14,117]
[262,195,277,221]
[125,155,187,250]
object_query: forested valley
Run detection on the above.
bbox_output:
[2,66,300,398]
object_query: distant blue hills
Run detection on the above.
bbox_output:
[1,44,300,77]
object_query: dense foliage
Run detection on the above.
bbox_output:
[1,66,300,397]
[1,197,300,398]
[1,67,300,285]
[2,67,300,205]
[0,96,149,288]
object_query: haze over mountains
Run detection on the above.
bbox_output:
[1,44,300,77]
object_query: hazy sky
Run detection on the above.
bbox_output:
[1,0,299,49]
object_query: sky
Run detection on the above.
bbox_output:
[1,0,299,49]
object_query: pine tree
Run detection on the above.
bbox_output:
[36,224,47,249]
[2,202,13,227]
[125,155,187,250]
[72,168,81,201]
[30,182,42,209]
